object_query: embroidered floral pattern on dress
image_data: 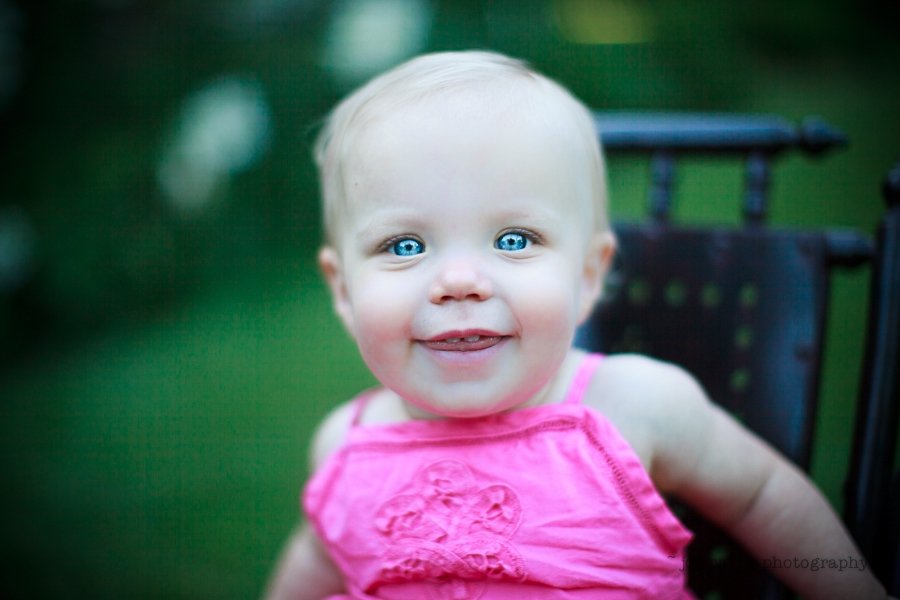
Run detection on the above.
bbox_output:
[373,459,527,599]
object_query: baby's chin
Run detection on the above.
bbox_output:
[399,390,540,420]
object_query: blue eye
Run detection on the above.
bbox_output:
[390,238,424,256]
[495,232,528,251]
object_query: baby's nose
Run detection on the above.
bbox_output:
[429,261,493,303]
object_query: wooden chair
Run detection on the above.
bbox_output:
[576,113,900,599]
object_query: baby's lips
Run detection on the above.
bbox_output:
[422,333,505,352]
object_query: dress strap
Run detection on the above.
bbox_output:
[349,389,377,427]
[564,353,604,404]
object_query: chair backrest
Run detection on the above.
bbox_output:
[845,163,900,594]
[576,113,898,598]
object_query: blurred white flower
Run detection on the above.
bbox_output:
[157,76,272,215]
[321,0,433,88]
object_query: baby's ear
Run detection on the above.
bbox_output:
[318,246,355,336]
[577,231,616,324]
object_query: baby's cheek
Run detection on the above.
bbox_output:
[353,273,411,321]
[354,302,406,344]
[519,279,580,332]
[346,284,405,354]
[352,310,408,385]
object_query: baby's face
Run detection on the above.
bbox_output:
[321,93,611,417]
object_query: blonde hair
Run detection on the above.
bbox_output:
[313,50,609,246]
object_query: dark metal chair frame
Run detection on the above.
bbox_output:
[576,112,900,599]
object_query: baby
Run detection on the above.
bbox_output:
[265,51,890,599]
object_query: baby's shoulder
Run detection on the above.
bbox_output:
[308,398,358,470]
[587,353,708,411]
[584,354,713,450]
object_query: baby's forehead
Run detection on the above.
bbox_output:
[346,87,586,169]
[336,102,594,228]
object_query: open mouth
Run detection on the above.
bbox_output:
[421,333,506,352]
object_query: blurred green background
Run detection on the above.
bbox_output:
[1,0,898,597]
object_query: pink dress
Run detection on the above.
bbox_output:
[304,354,694,599]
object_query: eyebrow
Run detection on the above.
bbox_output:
[353,207,426,235]
[489,200,569,227]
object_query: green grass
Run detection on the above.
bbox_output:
[1,263,375,598]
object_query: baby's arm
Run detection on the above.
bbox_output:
[263,522,344,600]
[616,356,889,600]
[263,402,355,600]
